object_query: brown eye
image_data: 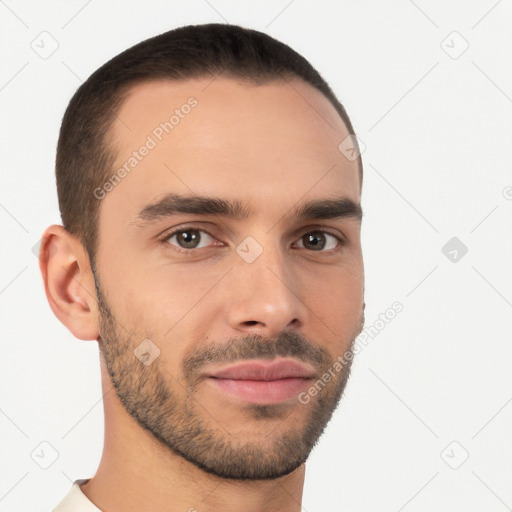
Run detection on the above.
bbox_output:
[164,229,215,251]
[296,231,341,252]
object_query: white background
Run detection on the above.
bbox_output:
[1,1,511,511]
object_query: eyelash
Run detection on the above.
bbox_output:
[159,226,346,255]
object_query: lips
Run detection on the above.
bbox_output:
[207,358,317,381]
[204,358,316,404]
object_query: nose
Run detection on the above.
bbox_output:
[225,242,309,338]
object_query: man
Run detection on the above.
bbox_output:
[42,22,364,512]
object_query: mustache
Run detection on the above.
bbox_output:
[182,331,332,378]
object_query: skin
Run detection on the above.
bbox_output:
[40,77,364,512]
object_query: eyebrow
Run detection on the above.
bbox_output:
[131,193,362,227]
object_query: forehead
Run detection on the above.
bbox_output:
[102,77,360,228]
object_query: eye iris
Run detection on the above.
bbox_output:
[177,230,200,249]
[304,232,326,250]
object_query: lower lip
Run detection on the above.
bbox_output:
[207,377,312,404]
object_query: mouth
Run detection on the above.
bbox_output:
[204,358,316,405]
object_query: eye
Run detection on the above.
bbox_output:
[294,230,343,252]
[162,228,218,252]
[160,227,344,255]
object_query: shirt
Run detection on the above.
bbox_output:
[53,479,102,512]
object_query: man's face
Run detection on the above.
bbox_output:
[93,77,364,480]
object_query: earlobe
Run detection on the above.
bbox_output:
[39,225,99,341]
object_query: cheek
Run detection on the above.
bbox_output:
[306,263,364,337]
[108,261,227,339]
[96,219,206,314]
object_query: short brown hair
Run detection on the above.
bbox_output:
[56,23,362,260]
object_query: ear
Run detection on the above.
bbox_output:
[39,225,99,340]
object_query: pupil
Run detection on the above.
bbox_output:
[305,232,325,250]
[178,231,199,248]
